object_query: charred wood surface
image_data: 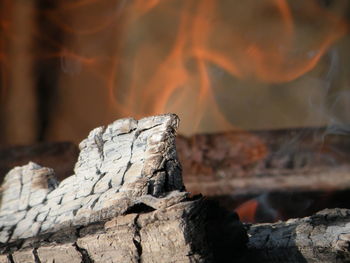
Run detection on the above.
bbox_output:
[247,208,350,262]
[0,114,247,263]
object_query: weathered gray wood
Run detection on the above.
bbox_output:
[247,208,350,262]
[4,191,220,263]
[0,114,184,242]
[0,114,246,262]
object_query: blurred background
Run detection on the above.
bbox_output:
[0,0,349,146]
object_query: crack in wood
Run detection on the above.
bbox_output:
[133,214,142,263]
[73,242,93,263]
[33,248,41,263]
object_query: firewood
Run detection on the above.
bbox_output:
[0,114,246,262]
[177,128,350,197]
[247,208,350,262]
[185,165,350,197]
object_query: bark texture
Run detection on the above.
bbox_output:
[2,197,212,263]
[247,208,350,262]
[0,114,246,262]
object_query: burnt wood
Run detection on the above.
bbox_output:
[177,127,350,195]
[247,208,350,262]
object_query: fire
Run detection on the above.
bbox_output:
[107,0,347,134]
[235,194,282,223]
[0,0,348,139]
[235,199,259,223]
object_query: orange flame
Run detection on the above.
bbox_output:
[0,0,348,137]
[106,0,347,134]
[235,199,259,223]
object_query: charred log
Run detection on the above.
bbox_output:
[178,127,350,196]
[0,114,247,262]
[177,128,350,221]
[247,208,350,262]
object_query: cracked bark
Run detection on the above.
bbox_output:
[246,208,350,262]
[4,115,350,262]
[32,248,41,263]
[132,215,142,263]
[0,114,247,262]
[119,128,139,188]
[73,242,92,263]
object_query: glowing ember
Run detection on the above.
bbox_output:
[235,199,259,223]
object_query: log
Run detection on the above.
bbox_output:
[177,128,350,221]
[184,165,350,197]
[2,114,350,262]
[2,127,349,225]
[0,114,247,262]
[247,208,350,262]
[178,127,350,197]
